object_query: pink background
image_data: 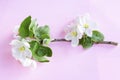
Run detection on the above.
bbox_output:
[0,0,120,80]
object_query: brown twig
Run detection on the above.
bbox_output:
[51,39,118,46]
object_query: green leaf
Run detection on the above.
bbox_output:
[92,30,104,42]
[37,46,52,57]
[29,19,37,31]
[29,41,52,62]
[29,19,38,38]
[19,16,31,38]
[33,55,49,62]
[43,39,51,45]
[79,36,93,48]
[29,30,34,38]
[29,41,39,54]
[41,34,50,39]
[34,25,50,40]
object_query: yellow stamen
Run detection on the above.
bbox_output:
[71,31,77,37]
[19,46,25,52]
[84,23,89,28]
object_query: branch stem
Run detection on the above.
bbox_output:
[51,39,118,46]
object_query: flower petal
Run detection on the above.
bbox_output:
[85,28,93,37]
[22,39,30,48]
[71,37,79,47]
[83,13,90,23]
[79,16,86,26]
[20,58,37,69]
[77,33,83,39]
[77,25,84,35]
[31,60,37,69]
[23,48,32,58]
[20,58,32,67]
[65,33,72,40]
[12,48,21,60]
[10,39,20,46]
[88,21,97,30]
[10,39,25,48]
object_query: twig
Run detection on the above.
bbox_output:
[51,39,70,42]
[51,39,118,46]
[95,41,118,45]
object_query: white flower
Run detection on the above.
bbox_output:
[10,39,32,60]
[65,23,83,47]
[65,14,97,47]
[77,14,97,37]
[10,39,37,68]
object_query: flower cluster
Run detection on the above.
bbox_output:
[10,39,36,68]
[65,14,104,48]
[10,16,52,69]
[10,14,117,68]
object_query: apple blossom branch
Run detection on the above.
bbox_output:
[51,39,118,46]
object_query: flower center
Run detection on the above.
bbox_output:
[84,23,89,28]
[71,31,77,37]
[19,46,25,52]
